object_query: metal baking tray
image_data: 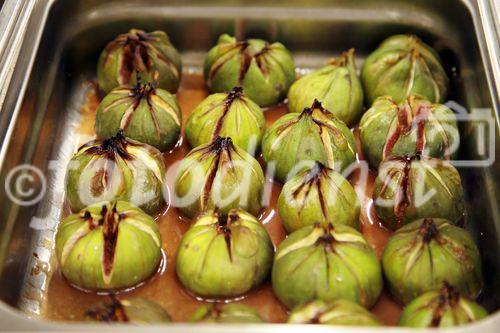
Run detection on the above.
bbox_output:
[0,0,499,331]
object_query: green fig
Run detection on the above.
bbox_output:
[95,81,181,152]
[85,296,171,323]
[55,201,162,290]
[189,303,264,323]
[361,34,448,104]
[65,131,165,214]
[272,223,383,309]
[278,161,360,233]
[288,299,381,326]
[176,209,273,297]
[262,100,357,183]
[359,95,459,168]
[185,87,265,151]
[97,29,182,94]
[174,137,264,219]
[204,34,295,107]
[373,154,465,229]
[288,49,364,126]
[382,218,483,304]
[399,283,487,327]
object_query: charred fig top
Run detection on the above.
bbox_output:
[419,218,439,243]
[299,99,329,118]
[224,86,244,104]
[201,136,236,155]
[130,76,157,100]
[85,296,128,322]
[327,48,354,67]
[82,130,135,160]
[301,161,330,183]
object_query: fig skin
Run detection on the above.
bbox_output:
[189,303,265,323]
[287,299,381,326]
[272,223,383,309]
[97,29,182,94]
[204,34,295,107]
[85,296,171,323]
[95,81,181,152]
[176,209,274,297]
[361,34,448,104]
[373,154,465,229]
[262,100,357,183]
[382,218,483,304]
[55,201,162,291]
[174,137,264,219]
[288,49,364,126]
[398,283,487,327]
[278,161,360,233]
[185,86,265,152]
[359,95,459,169]
[65,131,166,214]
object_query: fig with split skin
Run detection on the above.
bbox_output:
[361,34,449,104]
[373,154,465,230]
[278,161,360,233]
[95,80,181,152]
[185,86,265,152]
[85,296,171,323]
[262,100,357,183]
[189,303,265,323]
[55,201,162,290]
[97,29,182,94]
[65,131,165,214]
[176,209,274,298]
[272,223,383,309]
[287,49,364,126]
[399,282,487,327]
[359,95,459,169]
[287,299,381,326]
[204,34,295,107]
[382,218,483,304]
[174,137,264,219]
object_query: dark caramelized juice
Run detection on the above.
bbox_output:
[44,74,402,324]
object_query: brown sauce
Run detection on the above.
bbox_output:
[43,74,402,324]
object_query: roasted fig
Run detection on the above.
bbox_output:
[359,95,459,169]
[287,49,364,126]
[272,223,383,309]
[287,299,381,326]
[176,209,273,297]
[185,87,265,151]
[204,34,295,107]
[174,137,264,218]
[278,161,360,233]
[361,34,448,104]
[55,201,161,290]
[189,303,264,323]
[97,29,182,94]
[382,218,483,304]
[65,131,165,214]
[86,296,171,323]
[95,80,181,152]
[373,154,465,229]
[262,100,357,183]
[399,283,487,327]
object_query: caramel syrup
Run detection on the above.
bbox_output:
[44,74,402,324]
